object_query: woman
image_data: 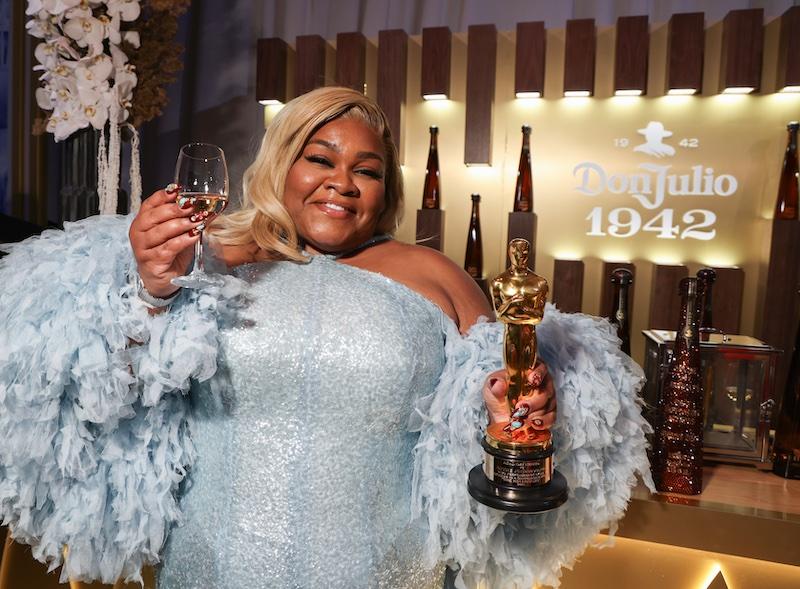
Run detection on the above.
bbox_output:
[0,88,651,589]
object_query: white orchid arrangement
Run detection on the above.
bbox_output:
[27,0,141,142]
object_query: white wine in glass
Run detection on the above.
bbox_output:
[171,143,229,289]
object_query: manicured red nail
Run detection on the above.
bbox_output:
[165,183,179,194]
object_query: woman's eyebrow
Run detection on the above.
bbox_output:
[356,151,384,162]
[308,139,384,163]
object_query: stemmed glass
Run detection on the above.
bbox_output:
[171,143,229,289]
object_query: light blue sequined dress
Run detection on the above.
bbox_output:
[0,216,653,589]
[158,256,448,588]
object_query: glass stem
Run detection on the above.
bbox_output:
[194,230,205,273]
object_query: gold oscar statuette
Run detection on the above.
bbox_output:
[467,239,569,512]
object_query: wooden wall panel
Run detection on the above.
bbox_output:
[777,6,800,90]
[256,38,288,103]
[515,21,546,97]
[564,19,595,95]
[295,34,328,96]
[711,267,745,335]
[415,209,444,251]
[421,27,451,98]
[666,12,704,93]
[377,29,408,157]
[336,32,367,93]
[614,15,649,94]
[720,8,764,92]
[464,24,497,164]
[552,259,584,314]
[601,262,636,319]
[649,264,689,330]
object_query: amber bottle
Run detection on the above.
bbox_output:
[422,126,441,210]
[773,294,800,479]
[652,277,705,495]
[513,125,533,212]
[775,122,799,220]
[464,194,483,280]
[609,268,633,355]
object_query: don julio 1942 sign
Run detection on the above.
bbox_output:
[573,121,738,241]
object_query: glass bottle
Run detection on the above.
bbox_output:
[513,125,533,212]
[775,121,799,221]
[422,126,441,210]
[609,268,633,355]
[696,268,716,340]
[773,293,800,479]
[464,193,483,280]
[652,277,705,495]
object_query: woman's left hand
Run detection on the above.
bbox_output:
[482,361,557,428]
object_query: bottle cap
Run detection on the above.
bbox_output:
[471,193,481,202]
[430,125,439,133]
[788,121,799,130]
[522,124,531,133]
[611,267,633,285]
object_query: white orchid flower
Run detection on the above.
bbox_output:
[106,0,141,22]
[63,14,105,49]
[75,54,113,86]
[122,30,140,48]
[27,0,81,17]
[47,92,88,141]
[34,42,60,70]
[109,42,128,66]
[114,67,136,103]
[75,83,112,129]
[26,14,58,39]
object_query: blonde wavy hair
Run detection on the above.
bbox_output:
[211,86,404,262]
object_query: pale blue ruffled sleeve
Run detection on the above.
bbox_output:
[410,304,653,589]
[0,215,243,584]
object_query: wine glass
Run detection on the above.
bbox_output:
[171,143,229,289]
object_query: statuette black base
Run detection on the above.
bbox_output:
[468,465,568,513]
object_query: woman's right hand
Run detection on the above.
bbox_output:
[129,186,206,297]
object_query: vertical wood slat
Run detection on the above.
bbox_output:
[720,8,764,92]
[564,19,596,95]
[506,212,538,269]
[552,259,585,314]
[711,267,745,335]
[464,25,497,165]
[514,21,546,97]
[777,6,800,90]
[256,38,289,103]
[761,219,800,399]
[295,34,328,96]
[649,264,689,330]
[666,12,705,93]
[601,262,636,318]
[335,32,367,93]
[421,27,451,98]
[614,15,649,94]
[377,29,408,157]
[415,209,444,251]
